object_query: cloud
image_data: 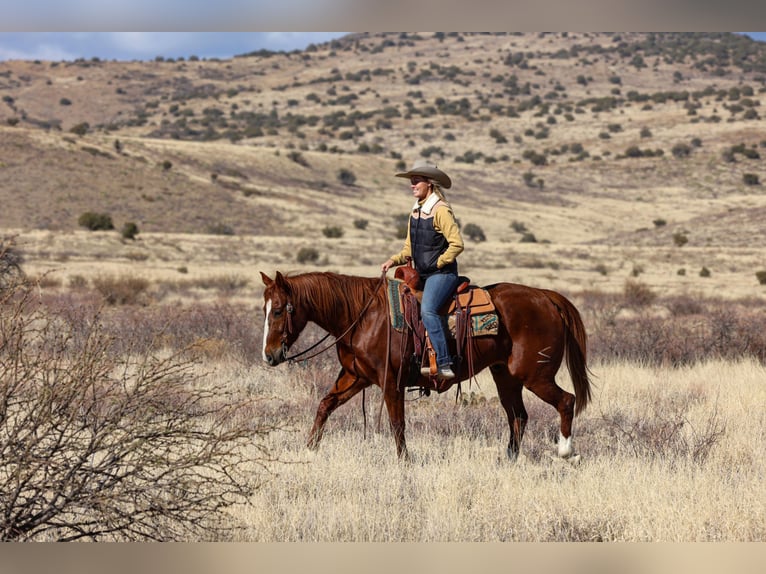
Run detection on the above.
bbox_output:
[0,32,348,62]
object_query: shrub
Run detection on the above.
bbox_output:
[59,97,72,106]
[207,222,235,236]
[338,168,356,186]
[623,279,657,308]
[161,160,173,171]
[288,151,309,167]
[743,173,760,185]
[594,263,609,276]
[0,237,25,292]
[0,284,264,540]
[510,221,528,233]
[353,219,369,230]
[462,223,486,242]
[671,143,692,158]
[92,274,150,305]
[520,232,538,243]
[756,271,766,285]
[322,226,344,238]
[296,246,320,264]
[653,218,667,227]
[673,232,688,247]
[699,267,711,278]
[69,122,89,136]
[121,222,139,240]
[78,211,114,231]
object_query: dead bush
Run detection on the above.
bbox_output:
[596,394,725,465]
[0,282,275,541]
[92,274,150,305]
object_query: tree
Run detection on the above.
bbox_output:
[0,283,273,541]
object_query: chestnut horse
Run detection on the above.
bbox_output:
[260,270,591,461]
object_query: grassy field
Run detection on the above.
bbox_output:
[229,357,764,541]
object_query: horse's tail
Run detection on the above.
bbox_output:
[543,290,592,416]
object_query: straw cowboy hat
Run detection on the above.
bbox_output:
[395,160,452,189]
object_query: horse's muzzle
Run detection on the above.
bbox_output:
[263,345,287,366]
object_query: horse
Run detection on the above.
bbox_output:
[260,270,592,462]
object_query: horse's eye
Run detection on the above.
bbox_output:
[272,309,283,318]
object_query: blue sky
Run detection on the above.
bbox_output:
[0,33,348,62]
[0,32,763,63]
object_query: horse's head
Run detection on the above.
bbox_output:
[260,271,308,366]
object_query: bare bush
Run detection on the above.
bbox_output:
[584,290,766,366]
[0,237,25,292]
[596,394,726,465]
[92,274,150,305]
[0,282,273,541]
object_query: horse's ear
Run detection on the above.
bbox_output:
[260,272,274,287]
[275,271,292,295]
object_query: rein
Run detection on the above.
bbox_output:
[282,272,387,363]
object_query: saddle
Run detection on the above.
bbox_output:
[391,269,497,394]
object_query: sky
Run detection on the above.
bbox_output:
[0,31,764,63]
[0,32,349,62]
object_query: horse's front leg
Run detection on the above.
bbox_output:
[383,380,408,460]
[307,369,365,450]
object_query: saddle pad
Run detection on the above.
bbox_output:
[387,278,407,332]
[448,311,499,337]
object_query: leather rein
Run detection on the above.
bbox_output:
[280,272,387,363]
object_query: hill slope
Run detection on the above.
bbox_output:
[1,32,765,296]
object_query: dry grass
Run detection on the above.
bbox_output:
[4,278,765,541]
[229,358,765,542]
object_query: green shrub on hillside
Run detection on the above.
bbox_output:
[78,212,114,231]
[743,173,760,185]
[296,247,320,264]
[322,226,344,238]
[121,222,139,240]
[338,168,356,186]
[462,223,486,242]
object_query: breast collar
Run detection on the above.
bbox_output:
[411,193,441,215]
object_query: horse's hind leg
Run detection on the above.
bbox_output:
[522,366,577,459]
[489,363,528,462]
[307,369,366,451]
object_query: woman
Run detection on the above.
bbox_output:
[381,160,464,380]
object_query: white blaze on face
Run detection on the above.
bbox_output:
[262,300,272,362]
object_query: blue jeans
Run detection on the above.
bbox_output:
[421,272,459,368]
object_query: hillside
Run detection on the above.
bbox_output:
[1,32,765,297]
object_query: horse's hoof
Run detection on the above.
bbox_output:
[567,454,582,466]
[547,452,581,466]
[506,447,520,463]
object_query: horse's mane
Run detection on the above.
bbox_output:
[284,272,383,326]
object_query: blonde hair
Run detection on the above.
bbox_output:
[429,180,450,205]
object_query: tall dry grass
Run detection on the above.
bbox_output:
[6,279,765,540]
[232,358,765,541]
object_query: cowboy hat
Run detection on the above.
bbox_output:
[395,160,452,189]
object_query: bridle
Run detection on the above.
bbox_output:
[275,272,387,363]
